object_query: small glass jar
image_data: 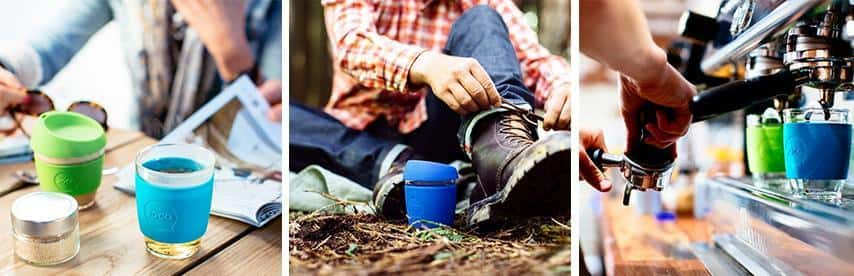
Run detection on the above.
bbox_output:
[11,192,80,266]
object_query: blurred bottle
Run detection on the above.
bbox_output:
[663,168,697,217]
[694,172,711,219]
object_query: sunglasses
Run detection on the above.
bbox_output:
[0,90,108,137]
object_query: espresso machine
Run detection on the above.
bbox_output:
[594,0,853,204]
[592,0,854,274]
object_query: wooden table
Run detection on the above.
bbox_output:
[599,196,712,275]
[0,130,281,275]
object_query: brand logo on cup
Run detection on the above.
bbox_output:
[53,172,75,191]
[144,201,178,230]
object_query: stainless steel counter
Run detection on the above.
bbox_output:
[698,177,854,274]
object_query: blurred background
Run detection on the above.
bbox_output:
[289,0,571,108]
[0,0,136,130]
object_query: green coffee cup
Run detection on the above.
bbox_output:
[746,124,785,173]
[746,110,787,190]
[31,111,106,210]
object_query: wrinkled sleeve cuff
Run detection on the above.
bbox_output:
[383,43,426,93]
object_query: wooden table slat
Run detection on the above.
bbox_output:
[599,195,711,276]
[186,218,282,276]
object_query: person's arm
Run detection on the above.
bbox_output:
[580,0,666,87]
[491,0,573,130]
[0,0,112,87]
[580,0,695,148]
[321,0,426,93]
[172,0,255,82]
[322,0,500,115]
[578,0,695,191]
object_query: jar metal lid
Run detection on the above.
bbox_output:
[11,192,79,237]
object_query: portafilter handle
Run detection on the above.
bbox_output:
[587,148,624,172]
[690,69,800,122]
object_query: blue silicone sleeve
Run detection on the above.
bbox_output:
[784,123,852,180]
[135,174,214,243]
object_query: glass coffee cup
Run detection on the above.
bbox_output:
[31,112,107,209]
[135,143,215,259]
[783,107,852,201]
[746,109,787,189]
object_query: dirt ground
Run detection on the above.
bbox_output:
[289,211,570,275]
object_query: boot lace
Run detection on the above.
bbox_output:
[500,99,544,126]
[498,101,540,147]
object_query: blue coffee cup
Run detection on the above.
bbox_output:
[135,143,215,259]
[783,108,852,200]
[403,160,458,228]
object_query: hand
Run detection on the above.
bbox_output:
[543,83,571,130]
[620,62,694,150]
[579,129,612,192]
[258,79,282,122]
[172,0,254,81]
[0,68,26,112]
[409,52,501,115]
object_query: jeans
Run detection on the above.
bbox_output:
[290,5,533,188]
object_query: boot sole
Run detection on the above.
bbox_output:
[465,133,571,227]
[374,173,406,220]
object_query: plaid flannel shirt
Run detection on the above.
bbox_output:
[322,0,571,133]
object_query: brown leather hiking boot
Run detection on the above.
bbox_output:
[465,111,571,226]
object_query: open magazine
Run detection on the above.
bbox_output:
[115,76,282,227]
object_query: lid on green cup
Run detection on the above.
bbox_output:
[30,111,106,159]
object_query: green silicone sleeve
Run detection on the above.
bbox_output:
[35,155,104,196]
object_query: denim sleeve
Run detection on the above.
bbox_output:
[256,0,282,80]
[0,0,112,86]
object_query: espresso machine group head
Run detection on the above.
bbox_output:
[783,2,852,116]
[591,0,854,206]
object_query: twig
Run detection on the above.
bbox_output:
[313,235,333,251]
[550,217,571,230]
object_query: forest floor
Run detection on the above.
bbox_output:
[288,211,571,275]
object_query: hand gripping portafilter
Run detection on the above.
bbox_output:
[590,69,801,205]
